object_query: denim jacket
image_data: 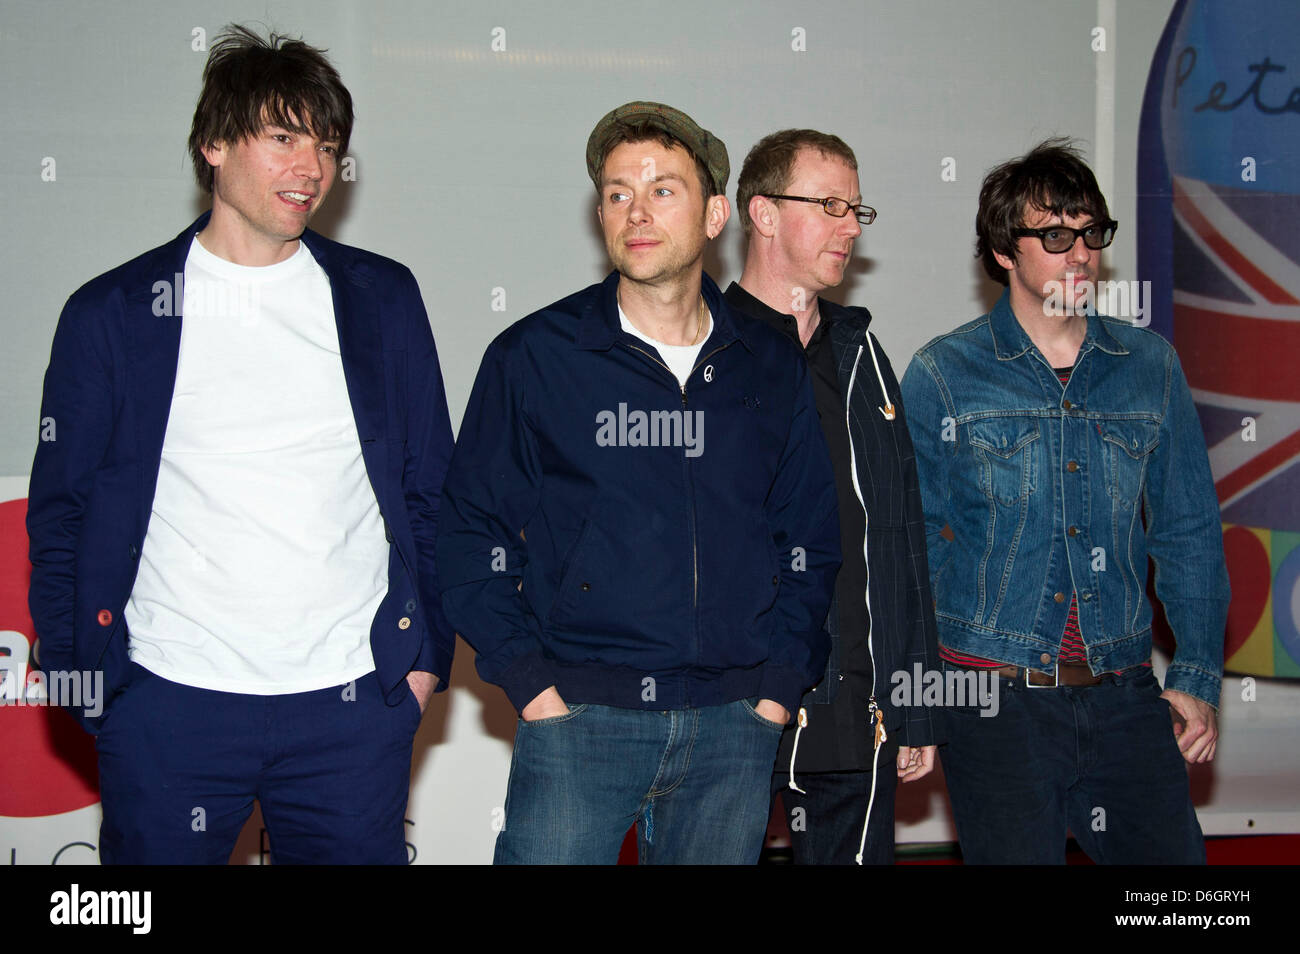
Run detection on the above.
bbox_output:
[900,290,1229,707]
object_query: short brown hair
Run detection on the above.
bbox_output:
[975,138,1110,285]
[592,121,715,199]
[736,130,858,236]
[188,24,354,193]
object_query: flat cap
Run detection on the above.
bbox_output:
[585,101,729,196]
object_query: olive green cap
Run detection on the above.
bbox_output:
[585,100,729,196]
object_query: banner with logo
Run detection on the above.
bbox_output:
[1139,0,1300,677]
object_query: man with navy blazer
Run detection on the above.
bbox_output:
[26,26,455,864]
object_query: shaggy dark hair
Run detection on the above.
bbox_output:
[188,24,353,193]
[975,138,1110,285]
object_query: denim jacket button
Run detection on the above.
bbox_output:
[1040,652,1052,664]
[1063,399,1073,410]
[1066,460,1079,472]
[1068,526,1079,536]
[1054,592,1065,603]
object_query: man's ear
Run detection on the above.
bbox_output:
[704,194,731,240]
[596,202,604,228]
[993,248,1017,273]
[748,194,778,239]
[200,141,227,173]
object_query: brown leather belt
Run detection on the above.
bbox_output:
[996,662,1103,687]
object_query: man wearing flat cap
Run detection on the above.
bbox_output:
[438,101,840,864]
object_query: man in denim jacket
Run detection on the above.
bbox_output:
[901,140,1229,864]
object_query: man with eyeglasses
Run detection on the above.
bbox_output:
[901,139,1228,863]
[437,103,840,864]
[723,129,941,865]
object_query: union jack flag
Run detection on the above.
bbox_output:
[1170,175,1300,530]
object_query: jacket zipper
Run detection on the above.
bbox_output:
[623,340,730,614]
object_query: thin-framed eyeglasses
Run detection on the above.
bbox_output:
[762,194,876,225]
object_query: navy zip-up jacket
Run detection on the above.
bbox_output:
[437,271,840,716]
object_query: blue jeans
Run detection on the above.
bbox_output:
[494,699,784,864]
[939,663,1204,864]
[96,665,420,864]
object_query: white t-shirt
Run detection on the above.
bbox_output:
[124,236,386,694]
[618,304,710,388]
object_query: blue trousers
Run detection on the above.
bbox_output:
[939,663,1205,864]
[494,699,784,864]
[95,665,421,864]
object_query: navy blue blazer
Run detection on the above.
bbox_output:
[26,213,456,733]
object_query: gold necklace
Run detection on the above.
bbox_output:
[691,295,706,345]
[619,291,707,346]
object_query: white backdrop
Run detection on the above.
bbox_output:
[3,0,1296,864]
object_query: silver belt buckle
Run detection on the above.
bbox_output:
[1025,662,1059,689]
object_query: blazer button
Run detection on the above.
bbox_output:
[580,582,591,592]
[128,544,140,560]
[1066,460,1079,472]
[97,609,113,626]
[405,599,417,613]
[772,575,779,585]
[398,617,411,630]
[1054,592,1065,603]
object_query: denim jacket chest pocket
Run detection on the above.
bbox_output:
[1101,420,1160,510]
[968,419,1040,506]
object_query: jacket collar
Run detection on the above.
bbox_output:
[987,287,1129,361]
[132,212,368,307]
[824,296,871,355]
[575,270,752,353]
[133,212,386,445]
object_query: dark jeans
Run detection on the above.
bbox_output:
[494,699,784,864]
[940,662,1205,864]
[96,665,419,864]
[771,737,900,865]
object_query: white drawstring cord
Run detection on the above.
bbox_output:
[855,708,888,864]
[847,342,886,865]
[786,707,808,793]
[866,333,896,420]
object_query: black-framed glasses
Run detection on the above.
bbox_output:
[763,194,876,225]
[1014,220,1118,253]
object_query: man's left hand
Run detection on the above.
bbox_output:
[1161,688,1217,764]
[897,744,936,782]
[405,670,440,714]
[755,699,791,725]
